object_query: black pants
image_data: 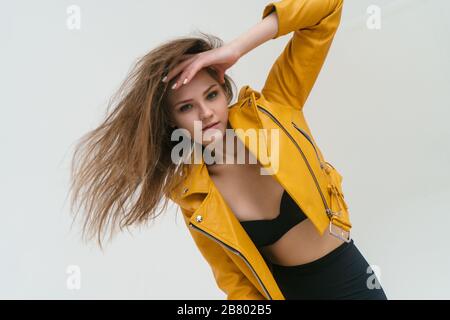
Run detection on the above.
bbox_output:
[270,239,388,300]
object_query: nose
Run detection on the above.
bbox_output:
[198,103,214,122]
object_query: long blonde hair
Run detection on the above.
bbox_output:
[69,31,236,249]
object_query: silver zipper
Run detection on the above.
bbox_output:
[189,222,273,300]
[291,121,324,169]
[257,105,333,220]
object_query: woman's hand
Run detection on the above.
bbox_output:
[162,45,241,90]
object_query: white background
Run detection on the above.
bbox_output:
[1,0,449,299]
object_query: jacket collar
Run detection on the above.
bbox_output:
[238,84,256,101]
[180,150,210,198]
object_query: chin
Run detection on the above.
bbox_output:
[201,125,224,146]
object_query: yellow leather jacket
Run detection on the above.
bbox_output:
[169,0,350,300]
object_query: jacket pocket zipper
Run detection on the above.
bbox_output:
[291,121,324,169]
[189,222,273,300]
[256,105,333,219]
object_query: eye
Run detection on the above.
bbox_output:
[178,91,219,112]
[208,90,218,99]
[179,104,192,112]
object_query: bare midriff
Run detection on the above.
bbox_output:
[208,154,345,267]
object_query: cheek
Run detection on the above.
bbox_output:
[220,108,229,125]
[172,109,191,126]
[170,111,191,134]
[217,97,229,120]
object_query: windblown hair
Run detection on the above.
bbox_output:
[69,31,236,249]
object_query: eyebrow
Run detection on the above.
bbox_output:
[174,84,218,107]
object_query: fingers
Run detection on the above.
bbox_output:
[218,71,225,84]
[162,54,197,88]
[173,60,202,90]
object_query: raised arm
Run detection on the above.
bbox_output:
[261,0,344,110]
[230,0,344,111]
[164,0,343,111]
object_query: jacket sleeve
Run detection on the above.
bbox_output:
[180,208,266,300]
[260,0,344,110]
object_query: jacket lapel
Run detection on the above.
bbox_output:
[171,94,285,299]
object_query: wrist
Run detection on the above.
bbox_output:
[227,38,246,60]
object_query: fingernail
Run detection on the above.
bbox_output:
[182,78,188,85]
[171,82,177,89]
[162,76,167,82]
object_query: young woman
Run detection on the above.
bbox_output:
[69,0,388,300]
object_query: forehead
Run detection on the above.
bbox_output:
[167,69,215,104]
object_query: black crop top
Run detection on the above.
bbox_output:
[239,190,308,247]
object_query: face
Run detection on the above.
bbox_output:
[166,69,229,147]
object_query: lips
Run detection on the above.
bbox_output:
[202,121,219,131]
